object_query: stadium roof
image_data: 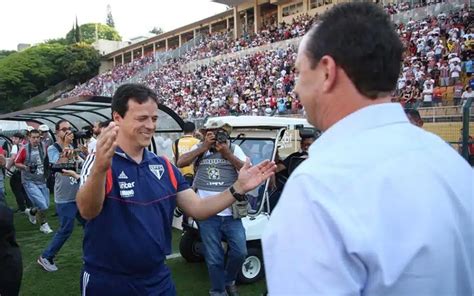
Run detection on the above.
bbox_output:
[0,96,184,134]
[212,0,248,6]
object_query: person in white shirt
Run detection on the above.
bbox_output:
[87,121,101,154]
[461,86,474,105]
[262,3,473,295]
[422,81,434,107]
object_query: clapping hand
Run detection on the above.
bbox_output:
[94,122,119,173]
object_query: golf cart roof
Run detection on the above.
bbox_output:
[205,116,312,130]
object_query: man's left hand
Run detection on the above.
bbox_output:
[233,158,276,194]
[216,142,231,159]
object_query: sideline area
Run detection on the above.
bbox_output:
[4,181,266,295]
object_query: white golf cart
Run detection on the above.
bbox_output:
[178,116,315,284]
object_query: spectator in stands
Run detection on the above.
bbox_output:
[453,81,464,105]
[461,86,474,105]
[422,80,434,107]
[433,84,443,106]
[263,3,473,295]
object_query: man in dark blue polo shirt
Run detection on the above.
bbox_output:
[77,84,275,295]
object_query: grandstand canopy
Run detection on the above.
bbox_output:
[0,96,184,133]
[0,97,183,132]
[212,0,247,6]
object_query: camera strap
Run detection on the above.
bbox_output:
[53,143,63,154]
[26,143,45,164]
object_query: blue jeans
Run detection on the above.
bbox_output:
[42,202,85,260]
[23,182,49,210]
[198,215,247,294]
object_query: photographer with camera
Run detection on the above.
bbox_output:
[15,129,52,234]
[37,119,85,272]
[177,120,247,296]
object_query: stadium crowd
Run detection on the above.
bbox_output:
[63,6,474,116]
[383,0,448,15]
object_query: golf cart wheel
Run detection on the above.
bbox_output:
[237,248,264,284]
[179,231,204,263]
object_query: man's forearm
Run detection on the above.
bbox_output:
[224,153,244,171]
[15,163,27,171]
[76,166,106,220]
[181,188,238,220]
[177,146,207,168]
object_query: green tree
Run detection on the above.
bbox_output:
[66,23,121,44]
[106,4,115,28]
[0,50,16,61]
[60,43,100,84]
[0,43,100,112]
[75,17,81,43]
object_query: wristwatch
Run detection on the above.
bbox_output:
[229,185,247,202]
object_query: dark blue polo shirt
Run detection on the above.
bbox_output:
[80,147,189,276]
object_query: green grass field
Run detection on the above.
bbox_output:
[3,181,267,295]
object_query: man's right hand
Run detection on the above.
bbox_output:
[94,122,119,173]
[203,131,216,150]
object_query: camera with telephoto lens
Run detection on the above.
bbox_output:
[73,129,93,140]
[214,130,229,143]
[51,162,77,174]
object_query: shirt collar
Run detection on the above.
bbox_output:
[309,103,408,156]
[115,146,153,164]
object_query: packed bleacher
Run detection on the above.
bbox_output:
[62,5,474,117]
[392,8,474,108]
[384,0,447,15]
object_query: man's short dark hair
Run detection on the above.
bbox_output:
[305,3,403,99]
[12,132,23,139]
[55,119,69,131]
[29,129,40,135]
[111,84,159,118]
[183,121,196,134]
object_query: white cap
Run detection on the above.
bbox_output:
[38,124,49,132]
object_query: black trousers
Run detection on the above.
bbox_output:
[10,171,31,211]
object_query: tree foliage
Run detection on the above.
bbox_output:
[66,23,121,44]
[0,43,100,113]
[0,50,16,61]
